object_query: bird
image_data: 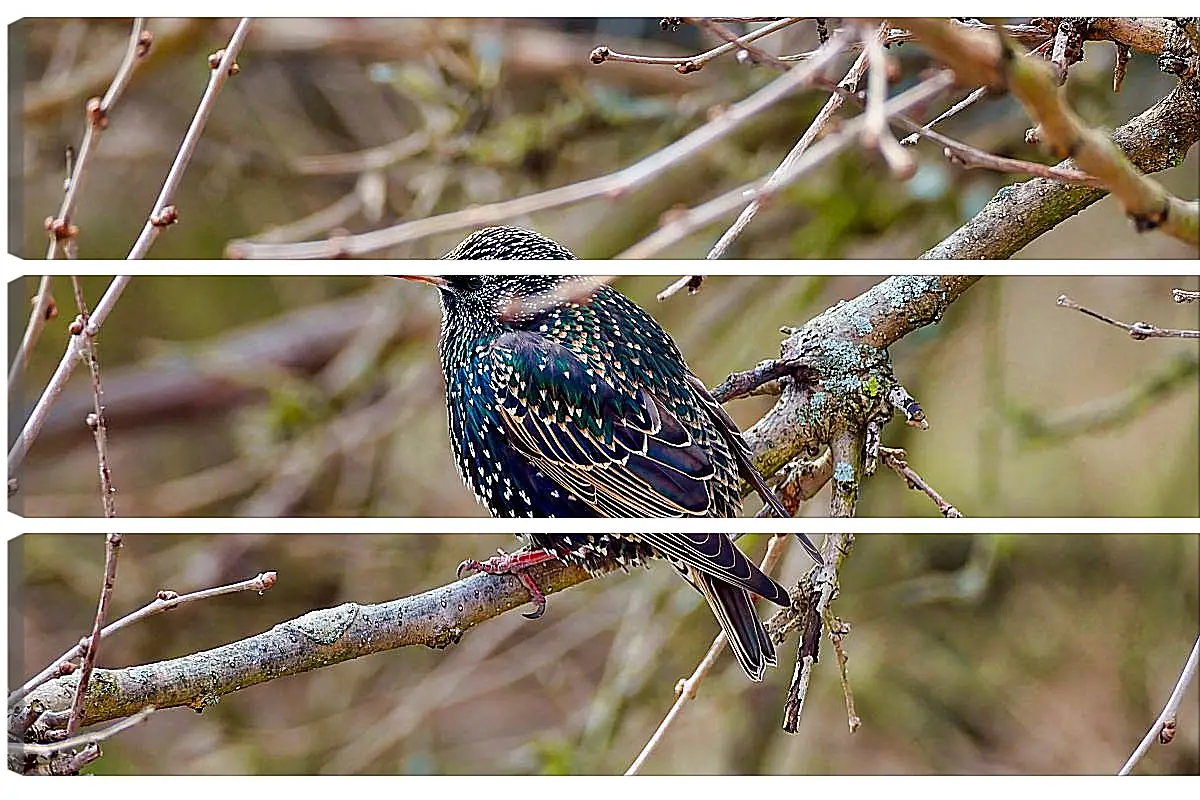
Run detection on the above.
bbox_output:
[400,226,822,681]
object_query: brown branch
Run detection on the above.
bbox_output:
[127,18,252,259]
[625,534,796,774]
[1057,294,1200,340]
[7,277,57,387]
[922,75,1200,258]
[8,570,276,710]
[45,18,151,259]
[880,446,963,517]
[781,532,853,733]
[70,278,117,518]
[12,560,601,730]
[65,534,122,735]
[592,18,802,74]
[906,17,1198,247]
[8,276,131,483]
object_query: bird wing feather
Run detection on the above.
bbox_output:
[488,330,717,517]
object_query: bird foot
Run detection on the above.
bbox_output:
[456,548,557,620]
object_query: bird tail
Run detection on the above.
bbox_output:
[691,568,777,682]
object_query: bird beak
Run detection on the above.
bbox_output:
[394,275,451,289]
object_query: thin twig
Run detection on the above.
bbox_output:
[13,706,155,758]
[1172,289,1200,303]
[46,18,150,259]
[8,276,131,480]
[8,570,276,710]
[861,23,915,178]
[127,18,252,259]
[827,616,861,733]
[899,86,989,146]
[71,278,117,518]
[8,276,57,386]
[593,18,801,74]
[656,275,704,301]
[65,534,122,735]
[1118,635,1199,775]
[907,17,1199,246]
[228,30,851,259]
[622,70,957,258]
[880,446,963,517]
[1058,294,1200,340]
[624,534,792,775]
[782,532,852,733]
[708,39,872,259]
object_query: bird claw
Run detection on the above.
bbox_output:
[456,558,484,580]
[454,548,555,620]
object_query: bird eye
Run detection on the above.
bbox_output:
[445,276,485,293]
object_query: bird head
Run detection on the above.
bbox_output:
[397,275,609,330]
[442,226,577,260]
[398,228,601,331]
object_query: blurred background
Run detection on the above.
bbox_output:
[10,532,1199,774]
[13,17,1199,259]
[9,274,1200,517]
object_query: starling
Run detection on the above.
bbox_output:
[402,226,821,681]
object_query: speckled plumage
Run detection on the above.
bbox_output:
[415,227,805,680]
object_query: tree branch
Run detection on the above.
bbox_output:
[916,23,1200,258]
[11,559,605,731]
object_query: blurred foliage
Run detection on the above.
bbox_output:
[14,18,1199,259]
[10,274,1200,518]
[11,533,1198,774]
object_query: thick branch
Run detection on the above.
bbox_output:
[742,275,981,480]
[918,34,1200,258]
[12,559,604,730]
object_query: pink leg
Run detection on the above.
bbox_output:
[456,548,557,619]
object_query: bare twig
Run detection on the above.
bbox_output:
[1118,635,1199,775]
[65,534,122,735]
[880,446,963,517]
[922,76,1200,258]
[861,23,915,179]
[1057,294,1200,340]
[656,275,704,301]
[8,277,57,386]
[7,277,130,482]
[827,616,860,732]
[8,276,131,481]
[1173,289,1200,303]
[782,533,852,733]
[46,18,150,259]
[8,570,276,710]
[622,71,957,258]
[127,18,252,259]
[907,17,1199,247]
[71,278,117,518]
[227,30,851,259]
[899,86,989,146]
[592,18,801,74]
[708,40,872,259]
[13,706,155,759]
[625,534,793,775]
